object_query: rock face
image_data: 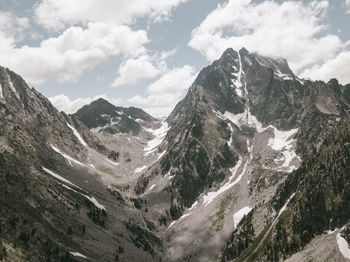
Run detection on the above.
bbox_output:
[74,98,157,135]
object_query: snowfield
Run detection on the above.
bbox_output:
[135,165,147,173]
[202,158,245,207]
[67,123,88,146]
[50,144,86,167]
[70,252,87,259]
[337,232,350,260]
[233,206,252,228]
[144,121,169,156]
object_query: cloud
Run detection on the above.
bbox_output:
[300,51,350,84]
[346,0,350,13]
[49,94,121,114]
[128,65,197,116]
[112,55,166,87]
[0,12,29,41]
[111,48,177,87]
[188,0,344,73]
[35,0,188,30]
[0,22,148,84]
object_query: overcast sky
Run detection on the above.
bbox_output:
[0,0,350,117]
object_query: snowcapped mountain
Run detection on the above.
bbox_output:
[1,47,350,262]
[135,48,350,261]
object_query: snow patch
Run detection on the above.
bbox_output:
[67,123,87,146]
[50,144,86,167]
[231,50,243,97]
[5,71,19,100]
[180,213,190,220]
[233,206,252,228]
[70,252,87,259]
[223,109,265,133]
[43,167,106,210]
[279,193,295,216]
[147,184,156,192]
[189,200,199,211]
[327,229,337,235]
[156,150,166,161]
[216,109,299,172]
[227,123,233,146]
[202,158,246,207]
[85,196,106,210]
[135,165,147,173]
[268,128,298,172]
[104,158,119,166]
[144,122,169,156]
[168,221,176,229]
[274,71,293,81]
[337,233,350,260]
[268,128,298,151]
[91,126,104,133]
[110,117,121,125]
[42,167,83,190]
[0,84,3,99]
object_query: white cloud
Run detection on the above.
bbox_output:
[188,0,344,73]
[49,94,121,114]
[112,55,166,87]
[112,49,177,87]
[0,12,29,41]
[35,0,188,30]
[346,0,350,13]
[300,51,350,84]
[128,65,197,116]
[0,22,148,84]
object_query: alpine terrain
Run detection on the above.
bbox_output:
[1,47,350,262]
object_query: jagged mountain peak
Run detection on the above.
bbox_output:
[219,47,294,80]
[74,97,157,135]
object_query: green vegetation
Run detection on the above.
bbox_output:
[221,211,255,261]
[125,222,162,256]
[87,207,107,227]
[213,192,237,231]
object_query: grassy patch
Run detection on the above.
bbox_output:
[213,192,238,231]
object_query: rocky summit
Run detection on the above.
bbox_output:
[1,47,350,262]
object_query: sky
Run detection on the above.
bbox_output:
[0,0,350,117]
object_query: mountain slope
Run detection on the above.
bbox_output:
[0,66,163,262]
[221,115,350,262]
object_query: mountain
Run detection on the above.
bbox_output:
[1,46,350,262]
[74,98,157,135]
[0,66,163,262]
[135,48,350,261]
